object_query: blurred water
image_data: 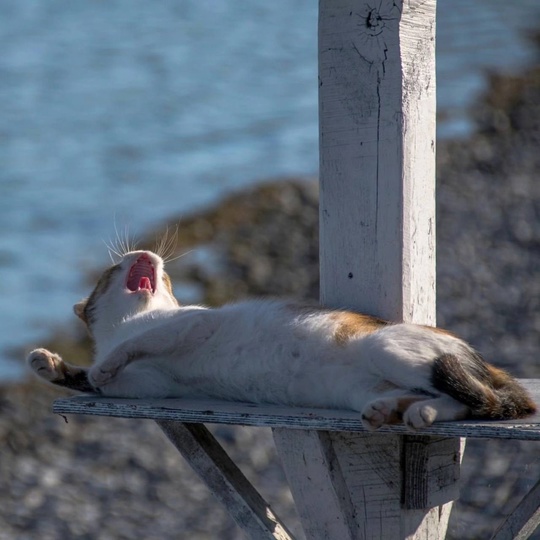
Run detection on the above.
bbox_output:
[1,0,540,379]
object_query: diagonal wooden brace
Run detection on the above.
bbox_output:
[490,478,540,540]
[156,420,295,540]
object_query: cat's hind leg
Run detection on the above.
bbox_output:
[361,392,432,431]
[361,392,470,431]
[28,348,97,393]
[403,395,469,430]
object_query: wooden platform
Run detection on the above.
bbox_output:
[52,380,540,539]
[53,379,540,440]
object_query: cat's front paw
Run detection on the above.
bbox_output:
[361,398,395,431]
[28,348,65,382]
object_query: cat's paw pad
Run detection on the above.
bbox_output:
[28,348,64,382]
[361,398,395,431]
[403,403,437,430]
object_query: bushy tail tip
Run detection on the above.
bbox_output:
[431,352,536,420]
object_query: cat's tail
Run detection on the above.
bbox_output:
[431,351,537,420]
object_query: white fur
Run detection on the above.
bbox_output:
[61,250,472,430]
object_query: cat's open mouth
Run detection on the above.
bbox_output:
[127,255,156,294]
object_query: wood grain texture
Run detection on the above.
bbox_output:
[53,379,540,440]
[274,432,462,539]
[401,436,463,510]
[273,430,358,540]
[490,478,540,540]
[318,0,436,324]
[156,421,294,540]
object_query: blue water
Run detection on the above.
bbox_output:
[1,0,540,379]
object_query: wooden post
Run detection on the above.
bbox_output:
[274,0,463,538]
[317,1,436,323]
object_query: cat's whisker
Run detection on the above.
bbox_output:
[154,227,168,259]
[163,230,180,262]
[160,229,174,259]
[103,238,123,263]
[113,221,126,257]
[155,224,180,263]
[113,220,122,254]
[121,225,132,254]
[112,221,140,257]
[163,248,194,264]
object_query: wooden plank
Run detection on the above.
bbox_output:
[490,478,540,540]
[53,378,540,441]
[156,421,295,540]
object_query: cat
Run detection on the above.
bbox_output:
[28,250,536,431]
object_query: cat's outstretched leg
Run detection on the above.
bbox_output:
[361,394,430,431]
[361,392,469,431]
[402,395,469,430]
[28,348,97,393]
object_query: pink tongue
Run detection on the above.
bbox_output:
[139,277,152,291]
[127,258,154,292]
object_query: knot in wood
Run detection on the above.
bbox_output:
[366,8,384,36]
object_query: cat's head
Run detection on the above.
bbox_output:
[74,250,179,335]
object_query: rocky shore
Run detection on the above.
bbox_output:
[3,47,540,540]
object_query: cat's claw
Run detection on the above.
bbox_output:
[28,348,65,382]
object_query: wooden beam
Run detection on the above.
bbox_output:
[273,0,461,538]
[401,436,465,510]
[156,421,295,540]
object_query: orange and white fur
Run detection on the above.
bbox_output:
[28,250,536,430]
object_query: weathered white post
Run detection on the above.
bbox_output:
[274,0,463,538]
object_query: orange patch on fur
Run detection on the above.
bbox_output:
[485,364,514,388]
[78,265,122,326]
[162,272,179,305]
[485,364,537,415]
[332,312,388,345]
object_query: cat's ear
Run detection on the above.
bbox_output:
[73,299,88,323]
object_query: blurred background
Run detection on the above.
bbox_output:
[1,1,540,539]
[1,0,540,377]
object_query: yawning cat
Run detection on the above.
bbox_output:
[28,250,536,430]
